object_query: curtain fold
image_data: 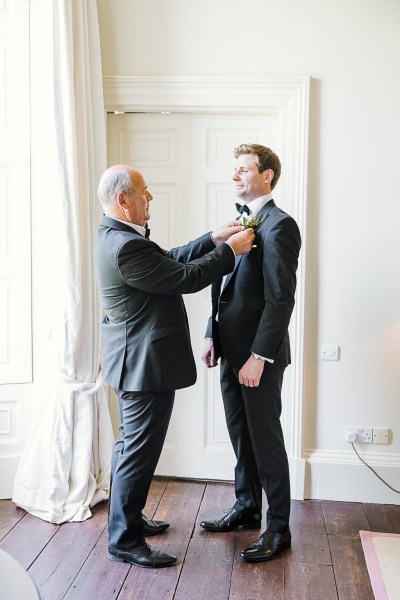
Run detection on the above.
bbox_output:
[12,0,114,524]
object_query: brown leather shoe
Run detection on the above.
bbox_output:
[142,514,170,536]
[200,507,261,532]
[108,540,176,568]
[240,529,291,562]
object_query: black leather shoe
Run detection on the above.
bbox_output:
[240,529,291,562]
[108,540,176,568]
[200,507,261,532]
[142,514,170,536]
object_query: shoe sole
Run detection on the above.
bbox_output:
[108,553,125,563]
[108,553,176,568]
[201,522,261,532]
[241,541,291,562]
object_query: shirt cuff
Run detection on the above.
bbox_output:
[252,352,274,363]
[210,232,217,246]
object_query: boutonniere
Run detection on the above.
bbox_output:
[242,215,262,230]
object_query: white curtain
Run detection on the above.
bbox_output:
[12,0,114,523]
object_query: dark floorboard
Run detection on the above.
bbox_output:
[1,479,398,599]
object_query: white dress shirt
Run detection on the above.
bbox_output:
[111,216,147,237]
[238,193,273,220]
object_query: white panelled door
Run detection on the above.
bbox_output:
[0,1,31,498]
[107,112,281,479]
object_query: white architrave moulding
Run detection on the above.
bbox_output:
[103,75,310,499]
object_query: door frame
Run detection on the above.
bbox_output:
[103,75,310,499]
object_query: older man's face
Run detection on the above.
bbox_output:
[122,171,153,226]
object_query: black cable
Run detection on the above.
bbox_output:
[351,442,400,494]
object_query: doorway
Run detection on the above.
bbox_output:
[108,111,283,479]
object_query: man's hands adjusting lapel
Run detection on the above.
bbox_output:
[211,220,255,255]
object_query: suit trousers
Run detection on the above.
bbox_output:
[108,389,174,551]
[220,357,290,533]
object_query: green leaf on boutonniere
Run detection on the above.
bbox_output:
[242,215,262,229]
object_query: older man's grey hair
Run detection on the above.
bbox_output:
[98,169,133,210]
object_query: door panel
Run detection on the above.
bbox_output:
[0,0,31,498]
[107,112,280,479]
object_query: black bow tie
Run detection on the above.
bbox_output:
[145,225,150,239]
[235,202,250,216]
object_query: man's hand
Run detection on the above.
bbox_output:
[226,228,255,256]
[201,339,218,368]
[212,221,243,245]
[238,355,265,387]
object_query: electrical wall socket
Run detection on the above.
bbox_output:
[346,427,373,443]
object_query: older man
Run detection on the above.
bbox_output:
[94,164,255,568]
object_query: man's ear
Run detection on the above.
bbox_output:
[264,169,274,185]
[116,191,128,208]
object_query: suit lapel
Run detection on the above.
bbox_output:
[252,199,276,228]
[221,200,276,293]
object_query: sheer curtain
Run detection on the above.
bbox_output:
[12,0,114,523]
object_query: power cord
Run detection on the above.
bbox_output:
[351,442,400,494]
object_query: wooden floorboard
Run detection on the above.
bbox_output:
[363,502,400,534]
[285,562,338,600]
[328,534,374,600]
[0,499,25,539]
[29,501,108,600]
[0,511,59,570]
[231,533,284,600]
[322,501,370,537]
[175,481,235,600]
[1,479,398,599]
[63,527,128,600]
[119,480,206,600]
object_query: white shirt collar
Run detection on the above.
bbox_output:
[246,193,273,215]
[110,216,146,237]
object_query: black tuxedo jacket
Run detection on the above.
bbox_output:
[95,216,235,392]
[206,201,301,369]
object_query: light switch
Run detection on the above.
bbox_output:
[321,345,340,361]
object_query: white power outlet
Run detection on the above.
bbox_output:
[346,427,373,443]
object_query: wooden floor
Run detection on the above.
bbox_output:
[1,478,400,599]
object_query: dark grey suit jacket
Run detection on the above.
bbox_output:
[206,201,301,369]
[94,216,235,392]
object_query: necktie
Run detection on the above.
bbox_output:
[145,224,150,239]
[235,202,250,216]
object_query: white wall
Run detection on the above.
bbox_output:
[97,0,400,503]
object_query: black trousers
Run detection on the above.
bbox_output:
[108,389,175,551]
[220,357,290,533]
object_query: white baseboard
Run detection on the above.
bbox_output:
[304,449,400,504]
[289,457,306,500]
